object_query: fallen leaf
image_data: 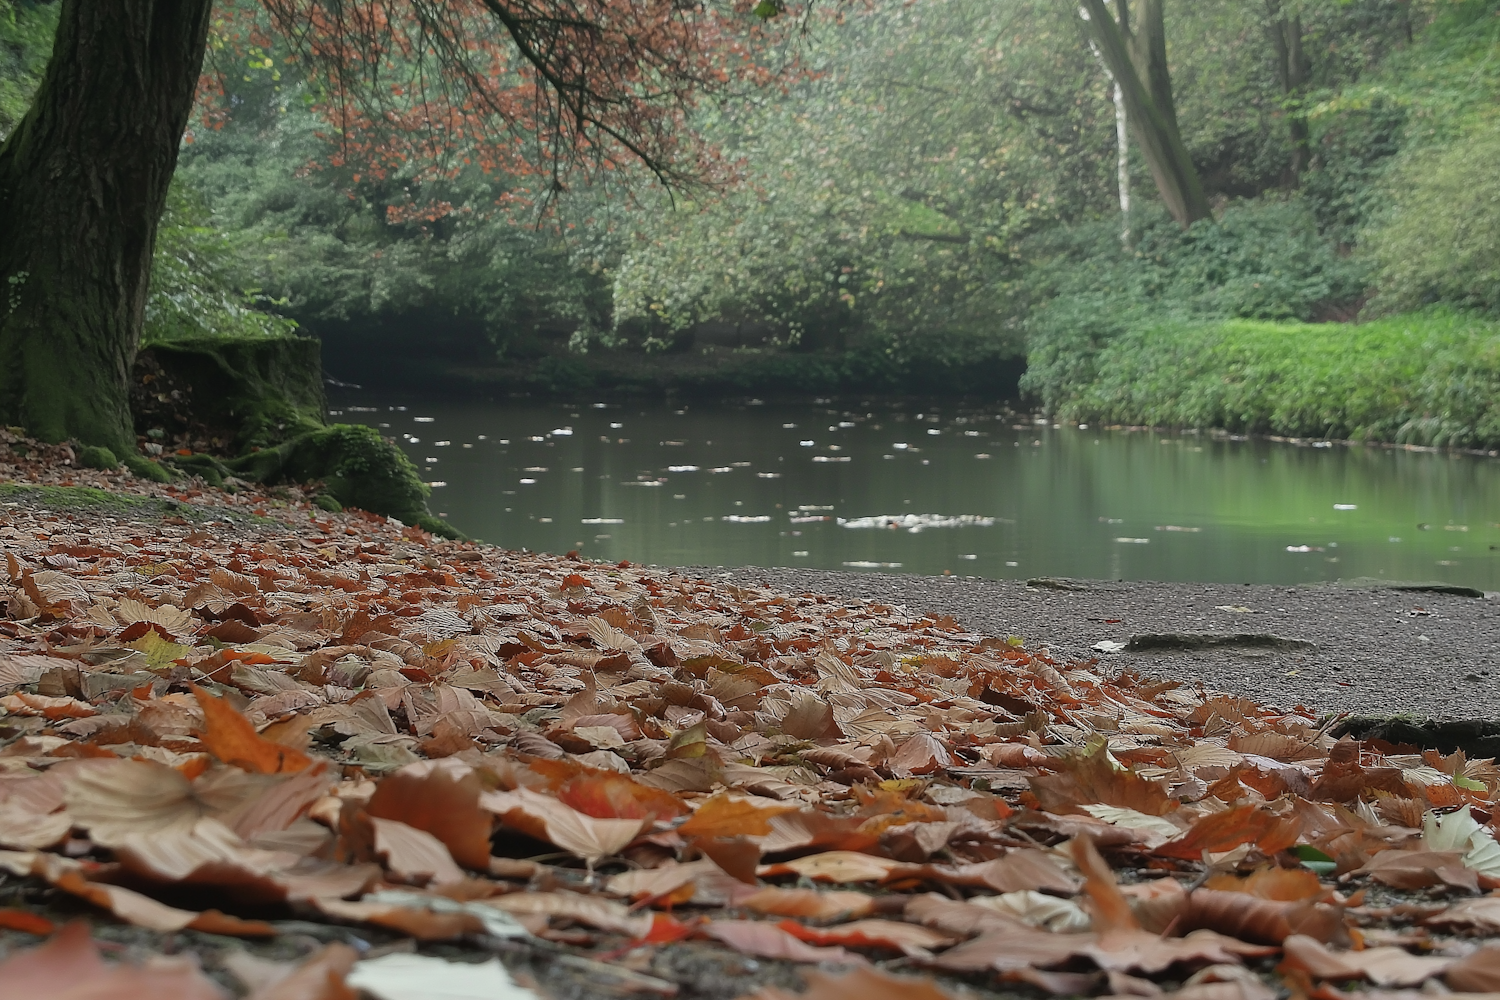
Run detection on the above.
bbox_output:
[344,953,540,1000]
[366,761,492,871]
[0,920,228,1000]
[741,887,877,921]
[679,793,797,839]
[1280,933,1453,986]
[706,920,866,965]
[193,685,311,774]
[777,918,954,956]
[243,943,358,1000]
[480,786,645,861]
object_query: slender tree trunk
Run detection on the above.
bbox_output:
[1079,0,1210,227]
[1266,0,1310,186]
[0,0,213,452]
[1087,37,1133,242]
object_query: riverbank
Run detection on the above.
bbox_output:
[3,455,1500,997]
[1024,309,1500,450]
[708,566,1500,725]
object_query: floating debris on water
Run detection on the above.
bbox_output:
[789,515,831,523]
[414,416,435,423]
[1286,544,1324,552]
[1115,537,1150,544]
[1155,525,1201,532]
[842,560,903,568]
[667,465,700,472]
[840,514,997,533]
[722,515,772,523]
[812,456,851,463]
[756,472,781,479]
[581,518,624,524]
[1334,503,1357,510]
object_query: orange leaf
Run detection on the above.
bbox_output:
[777,918,955,956]
[191,684,311,774]
[1155,803,1301,860]
[679,794,796,839]
[529,759,688,822]
[366,762,492,871]
[0,908,54,935]
[0,921,225,999]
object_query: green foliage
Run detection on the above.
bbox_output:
[1020,199,1369,413]
[122,454,175,483]
[145,184,301,344]
[0,0,56,141]
[175,65,611,359]
[1043,310,1500,448]
[1363,130,1500,315]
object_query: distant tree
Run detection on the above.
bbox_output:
[0,0,769,452]
[1076,0,1210,226]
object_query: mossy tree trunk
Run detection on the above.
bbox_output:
[0,0,213,453]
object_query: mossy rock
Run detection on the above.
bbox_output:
[225,424,462,538]
[133,334,326,452]
[121,454,175,483]
[76,445,119,470]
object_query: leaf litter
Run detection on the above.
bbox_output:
[0,440,1498,997]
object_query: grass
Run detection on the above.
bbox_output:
[0,483,277,527]
[1048,310,1500,449]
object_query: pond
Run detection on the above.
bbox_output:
[331,395,1500,589]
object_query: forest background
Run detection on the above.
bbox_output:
[3,0,1499,440]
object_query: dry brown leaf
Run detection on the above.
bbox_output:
[366,760,492,871]
[484,891,652,936]
[777,918,955,957]
[1444,944,1500,993]
[741,887,877,921]
[706,920,866,965]
[241,944,358,1000]
[370,817,466,886]
[1280,934,1453,986]
[480,786,645,861]
[757,851,900,883]
[0,920,229,1000]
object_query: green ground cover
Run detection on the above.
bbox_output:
[1048,311,1500,448]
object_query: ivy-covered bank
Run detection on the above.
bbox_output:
[1024,310,1500,450]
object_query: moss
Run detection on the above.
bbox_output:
[76,445,119,470]
[0,483,154,514]
[164,452,230,489]
[132,334,325,452]
[225,424,462,537]
[312,493,343,513]
[121,454,176,483]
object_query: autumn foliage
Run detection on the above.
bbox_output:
[3,442,1500,995]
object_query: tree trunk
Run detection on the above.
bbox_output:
[0,0,213,452]
[1079,0,1211,227]
[1266,0,1310,186]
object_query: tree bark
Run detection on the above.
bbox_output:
[0,0,213,452]
[1079,0,1211,227]
[1266,0,1310,185]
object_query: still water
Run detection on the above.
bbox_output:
[331,396,1500,588]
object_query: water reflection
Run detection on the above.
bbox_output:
[332,396,1500,588]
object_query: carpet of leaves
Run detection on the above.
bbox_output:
[1,444,1500,999]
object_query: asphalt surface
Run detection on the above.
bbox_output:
[689,567,1500,722]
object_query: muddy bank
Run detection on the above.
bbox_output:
[702,567,1500,723]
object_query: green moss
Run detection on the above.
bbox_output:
[75,445,119,470]
[312,493,343,513]
[225,424,461,537]
[121,454,176,483]
[0,483,153,514]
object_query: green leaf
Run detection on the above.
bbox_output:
[1291,844,1336,876]
[752,0,782,19]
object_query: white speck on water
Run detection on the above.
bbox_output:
[1334,504,1357,510]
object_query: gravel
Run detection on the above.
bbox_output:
[688,566,1500,722]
